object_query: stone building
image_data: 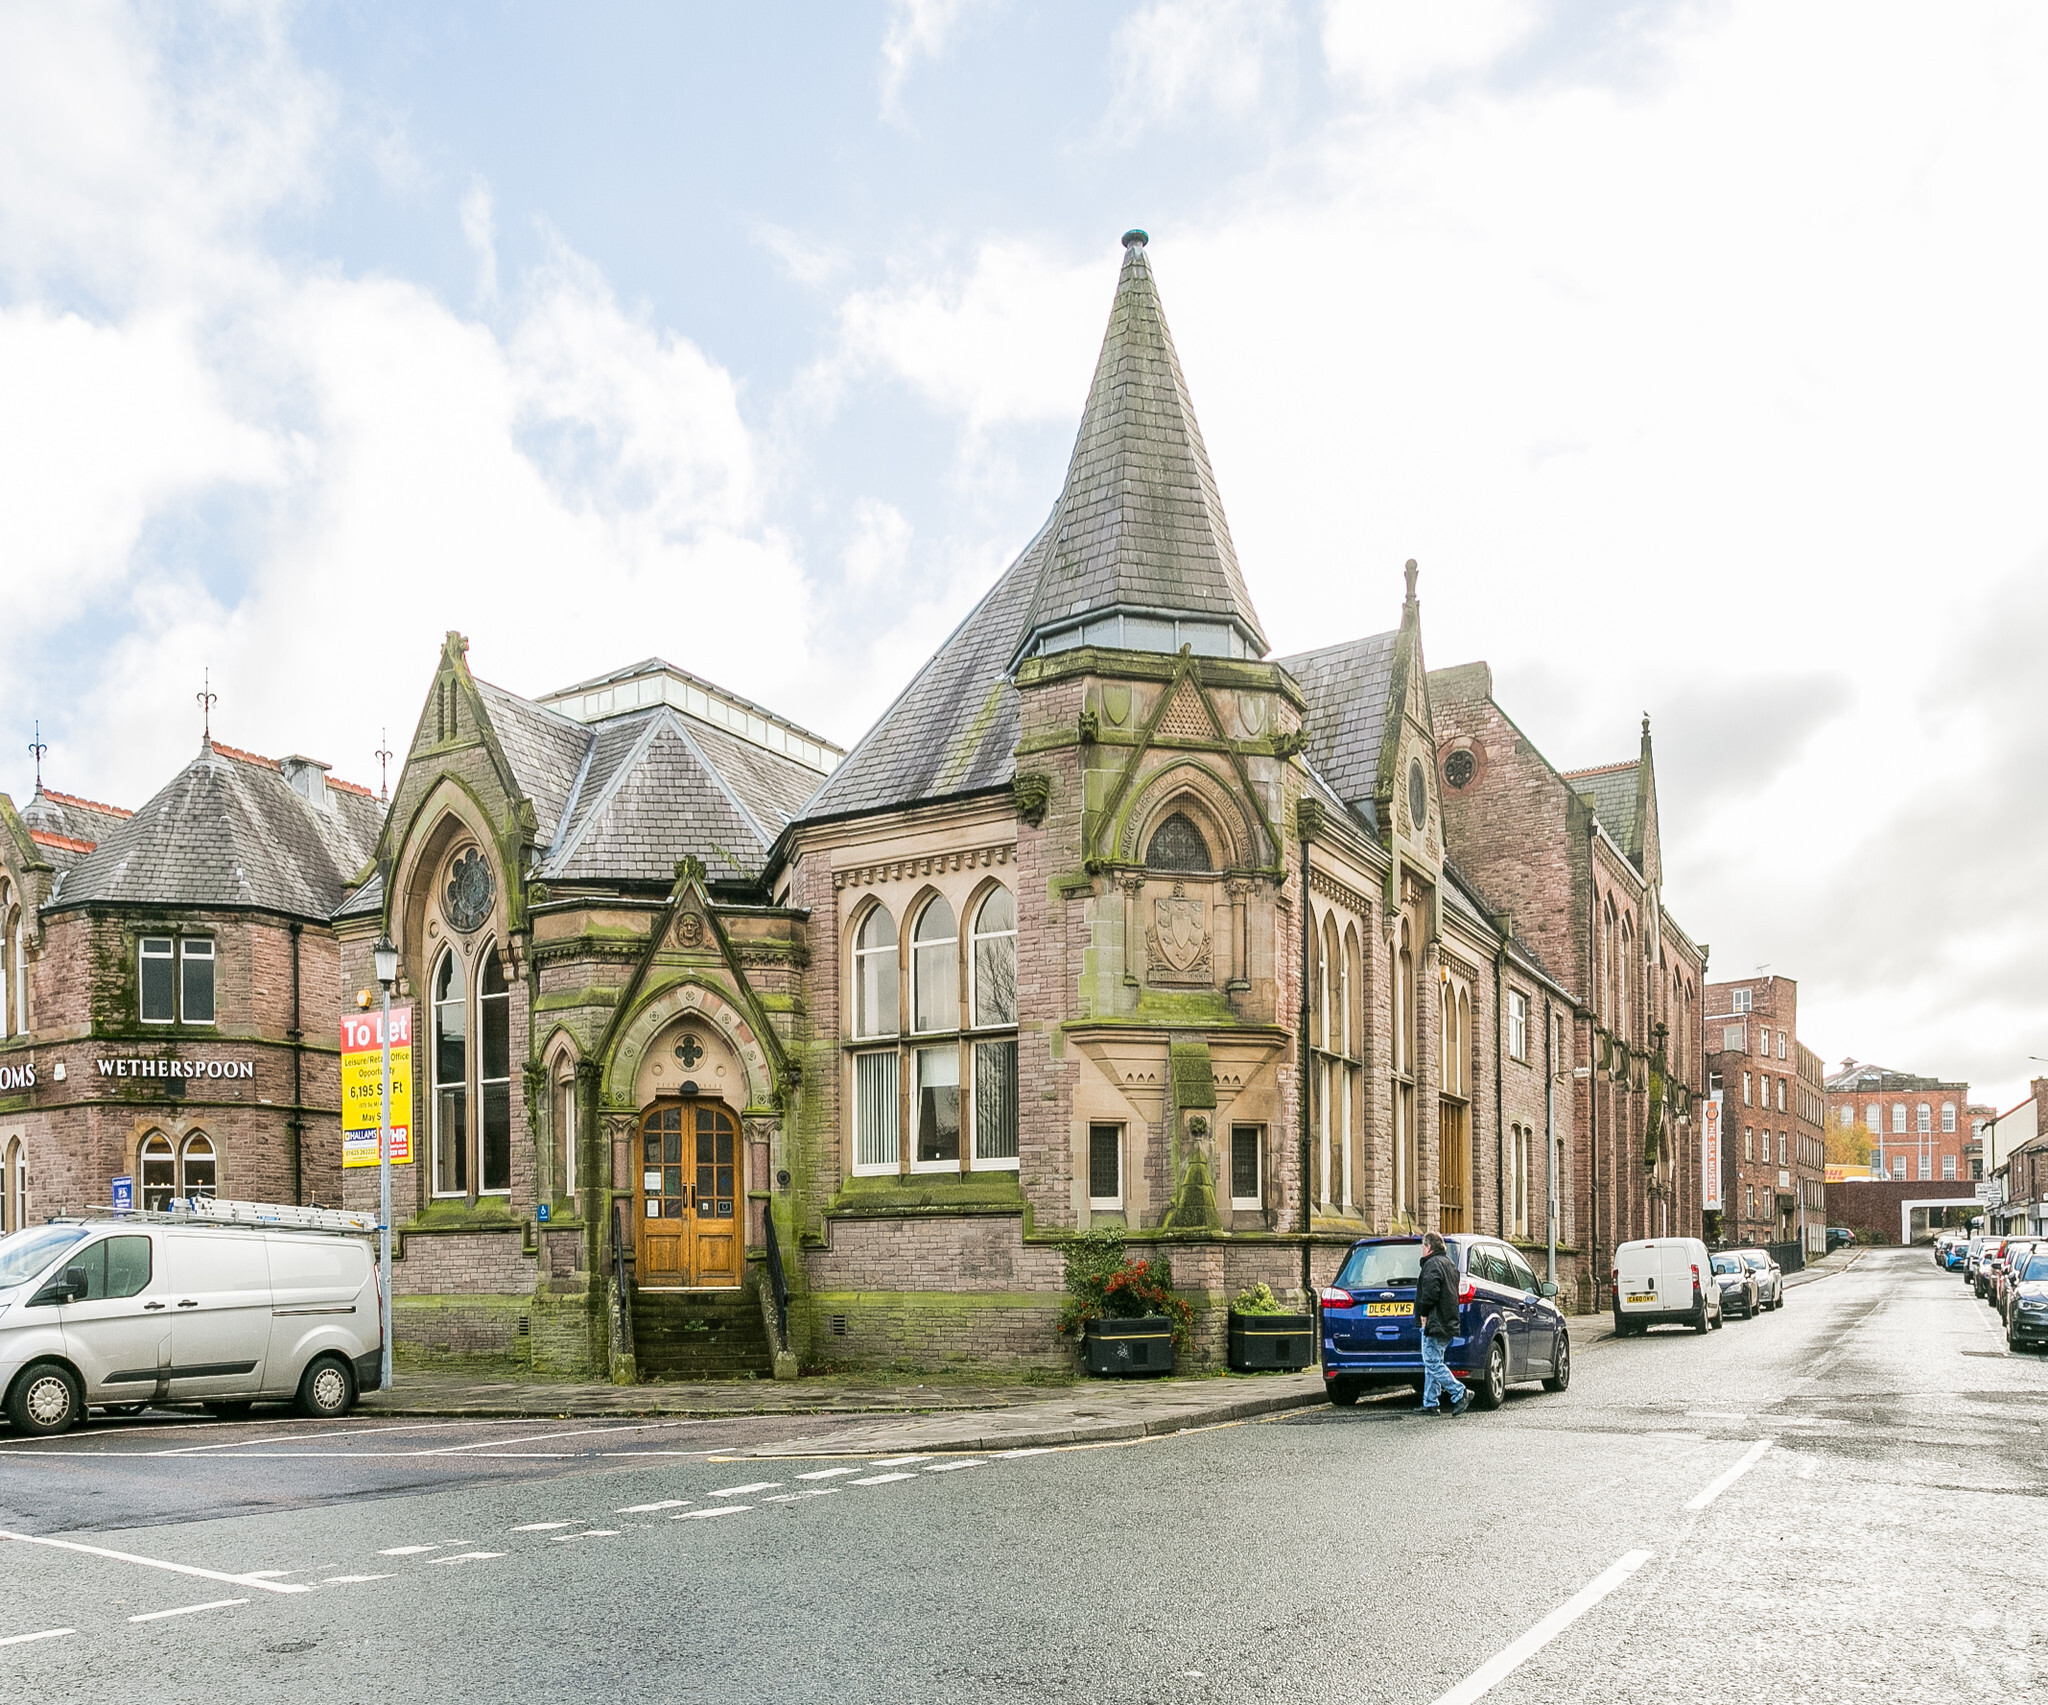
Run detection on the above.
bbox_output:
[1824,1060,1974,1185]
[1429,673,1709,1312]
[1702,974,1825,1255]
[341,232,1585,1379]
[0,744,380,1234]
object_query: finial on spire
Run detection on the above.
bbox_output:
[1121,228,1148,250]
[375,727,394,805]
[28,721,47,791]
[1642,712,1651,739]
[197,668,218,747]
[1404,558,1419,602]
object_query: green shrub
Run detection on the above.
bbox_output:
[1057,1230,1194,1347]
[1231,1282,1286,1316]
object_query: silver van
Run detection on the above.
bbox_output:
[0,1207,381,1436]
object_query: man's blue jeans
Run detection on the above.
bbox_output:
[1419,1331,1466,1410]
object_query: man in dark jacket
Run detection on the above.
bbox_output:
[1414,1232,1472,1416]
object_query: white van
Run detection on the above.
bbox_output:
[1612,1237,1721,1334]
[0,1207,380,1436]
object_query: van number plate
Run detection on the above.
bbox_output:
[1626,1291,1656,1303]
[1365,1302,1408,1316]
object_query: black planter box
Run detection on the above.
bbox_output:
[1227,1313,1316,1372]
[1083,1316,1176,1377]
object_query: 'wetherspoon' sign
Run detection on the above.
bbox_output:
[97,1057,254,1080]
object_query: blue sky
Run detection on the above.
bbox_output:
[3,1,2047,1106]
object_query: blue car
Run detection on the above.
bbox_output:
[1319,1234,1571,1410]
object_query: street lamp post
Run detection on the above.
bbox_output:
[372,933,399,1395]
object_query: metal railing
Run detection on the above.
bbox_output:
[611,1198,632,1338]
[761,1208,790,1348]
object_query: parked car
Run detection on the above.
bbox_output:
[2007,1252,2048,1353]
[1826,1226,1856,1252]
[1995,1240,2042,1322]
[1963,1237,1990,1284]
[1735,1248,1785,1310]
[1612,1237,1721,1334]
[1710,1252,1758,1319]
[1319,1234,1571,1410]
[0,1210,380,1437]
[1975,1240,2009,1301]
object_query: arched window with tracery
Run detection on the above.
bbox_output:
[1145,811,1212,873]
[2,1137,23,1233]
[140,1132,177,1213]
[1394,919,1418,1218]
[550,1048,578,1205]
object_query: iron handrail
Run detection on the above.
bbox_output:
[761,1207,790,1348]
[612,1198,630,1337]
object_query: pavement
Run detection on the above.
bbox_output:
[2,1245,2040,1704]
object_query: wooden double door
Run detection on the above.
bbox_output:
[637,1102,741,1288]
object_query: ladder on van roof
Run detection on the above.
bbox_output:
[62,1198,378,1236]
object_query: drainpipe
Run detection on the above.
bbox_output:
[1494,942,1506,1238]
[1586,822,1599,1310]
[1544,995,1557,1287]
[1298,825,1313,1300]
[289,921,304,1205]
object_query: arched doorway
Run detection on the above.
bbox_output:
[636,1101,741,1289]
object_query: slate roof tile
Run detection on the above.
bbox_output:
[1276,631,1400,820]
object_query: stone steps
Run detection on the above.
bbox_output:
[631,1288,774,1380]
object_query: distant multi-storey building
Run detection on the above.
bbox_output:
[1704,974,1825,1254]
[1824,1060,1974,1186]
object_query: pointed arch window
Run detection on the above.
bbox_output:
[432,944,512,1200]
[912,898,958,1034]
[1,1137,22,1233]
[432,951,468,1196]
[552,1052,579,1205]
[1145,812,1212,873]
[852,905,899,1039]
[140,1133,177,1213]
[0,878,16,1037]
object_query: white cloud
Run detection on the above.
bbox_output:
[752,221,850,290]
[1107,0,1293,135]
[842,498,913,590]
[879,0,992,120]
[1320,0,1540,100]
[459,178,498,305]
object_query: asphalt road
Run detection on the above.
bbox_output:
[0,1247,2040,1703]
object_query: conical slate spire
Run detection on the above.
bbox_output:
[1011,230,1269,663]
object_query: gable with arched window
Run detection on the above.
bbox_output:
[846,883,1019,1177]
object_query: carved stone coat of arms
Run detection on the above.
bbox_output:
[1146,881,1213,985]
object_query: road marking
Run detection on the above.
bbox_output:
[128,1598,247,1622]
[674,1507,747,1520]
[549,1530,620,1542]
[378,1545,440,1556]
[710,1482,779,1497]
[871,1455,933,1466]
[428,1552,504,1565]
[1686,1439,1774,1511]
[423,1424,691,1456]
[154,1418,476,1456]
[616,1500,690,1513]
[923,1461,986,1473]
[0,1530,311,1596]
[764,1489,839,1503]
[848,1473,917,1486]
[321,1575,392,1584]
[993,1448,1054,1458]
[795,1467,860,1481]
[0,1629,73,1647]
[1427,1549,1654,1705]
[510,1522,577,1532]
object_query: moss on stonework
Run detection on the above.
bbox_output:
[1130,988,1239,1026]
[534,985,620,1013]
[826,1172,1027,1218]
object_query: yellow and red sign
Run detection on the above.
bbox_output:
[341,1006,414,1169]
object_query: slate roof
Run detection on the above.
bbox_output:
[50,744,384,917]
[804,236,1275,824]
[1012,235,1267,660]
[19,789,133,869]
[1564,759,1642,857]
[473,680,592,846]
[1276,631,1399,823]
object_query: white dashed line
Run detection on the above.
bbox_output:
[1428,1549,1654,1705]
[549,1530,620,1542]
[763,1489,839,1503]
[510,1522,578,1532]
[795,1467,860,1481]
[922,1461,986,1473]
[848,1473,917,1486]
[428,1552,505,1565]
[0,1629,73,1648]
[674,1507,748,1520]
[321,1575,392,1584]
[378,1545,440,1556]
[994,1448,1054,1458]
[871,1455,933,1466]
[1686,1439,1774,1511]
[616,1500,690,1513]
[710,1482,780,1497]
[129,1599,248,1622]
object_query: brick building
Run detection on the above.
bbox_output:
[1824,1060,1974,1185]
[1428,682,1710,1312]
[0,744,380,1235]
[339,232,1587,1379]
[1985,1080,2048,1237]
[1701,974,1826,1256]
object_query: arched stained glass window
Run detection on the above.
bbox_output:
[1145,812,1211,872]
